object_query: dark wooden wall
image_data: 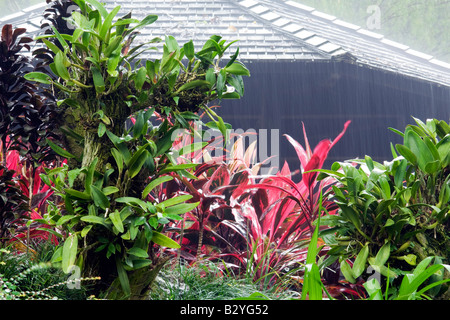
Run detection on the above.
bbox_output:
[216,60,450,174]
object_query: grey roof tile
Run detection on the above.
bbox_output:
[2,0,449,86]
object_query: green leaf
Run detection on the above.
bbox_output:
[131,14,158,31]
[127,247,148,258]
[363,278,383,300]
[91,66,105,94]
[104,35,123,57]
[176,142,208,156]
[47,139,76,159]
[100,5,121,40]
[151,231,180,248]
[90,185,110,210]
[98,122,106,137]
[183,40,195,60]
[54,51,70,81]
[374,242,391,266]
[62,234,78,273]
[404,128,435,172]
[142,176,174,199]
[80,215,108,225]
[85,157,98,194]
[134,66,147,91]
[109,210,124,233]
[163,202,199,215]
[205,68,216,88]
[111,148,123,174]
[115,257,131,298]
[65,188,91,200]
[24,72,52,84]
[103,186,119,196]
[81,225,93,237]
[50,26,69,52]
[352,244,369,279]
[394,159,408,188]
[128,150,149,179]
[159,163,198,173]
[115,197,148,211]
[56,215,76,226]
[396,144,417,167]
[85,0,109,18]
[340,260,356,284]
[174,80,210,94]
[437,135,450,167]
[302,263,323,300]
[224,62,250,76]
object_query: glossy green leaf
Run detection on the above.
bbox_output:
[437,135,450,167]
[109,210,124,233]
[100,5,120,40]
[404,128,434,172]
[134,66,147,91]
[81,225,93,237]
[340,260,356,284]
[98,122,106,137]
[62,234,78,273]
[205,68,216,88]
[85,0,109,18]
[24,72,52,84]
[103,186,119,196]
[374,242,391,266]
[396,144,417,167]
[127,247,148,258]
[65,188,91,200]
[80,216,109,228]
[363,278,383,300]
[183,40,194,60]
[394,159,407,188]
[163,202,199,215]
[303,263,323,300]
[142,176,174,199]
[90,185,110,210]
[47,139,76,159]
[352,244,369,278]
[115,197,148,211]
[50,26,69,52]
[159,163,198,173]
[151,231,180,248]
[111,148,123,174]
[174,80,210,94]
[85,157,98,194]
[91,66,105,94]
[225,62,250,76]
[115,257,131,297]
[128,149,149,179]
[54,51,70,81]
[104,35,123,57]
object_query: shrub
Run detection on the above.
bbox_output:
[317,117,450,298]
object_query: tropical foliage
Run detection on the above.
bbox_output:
[0,0,448,302]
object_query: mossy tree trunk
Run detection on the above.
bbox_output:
[103,257,171,300]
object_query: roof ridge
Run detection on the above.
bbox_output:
[2,0,450,86]
[234,0,450,72]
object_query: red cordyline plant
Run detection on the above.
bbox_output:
[220,121,351,287]
[160,121,351,291]
[1,139,60,248]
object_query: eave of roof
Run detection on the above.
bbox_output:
[2,0,450,87]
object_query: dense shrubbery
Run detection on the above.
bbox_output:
[1,0,448,300]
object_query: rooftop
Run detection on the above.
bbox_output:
[2,0,450,86]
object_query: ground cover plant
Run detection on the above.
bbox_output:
[0,0,448,301]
